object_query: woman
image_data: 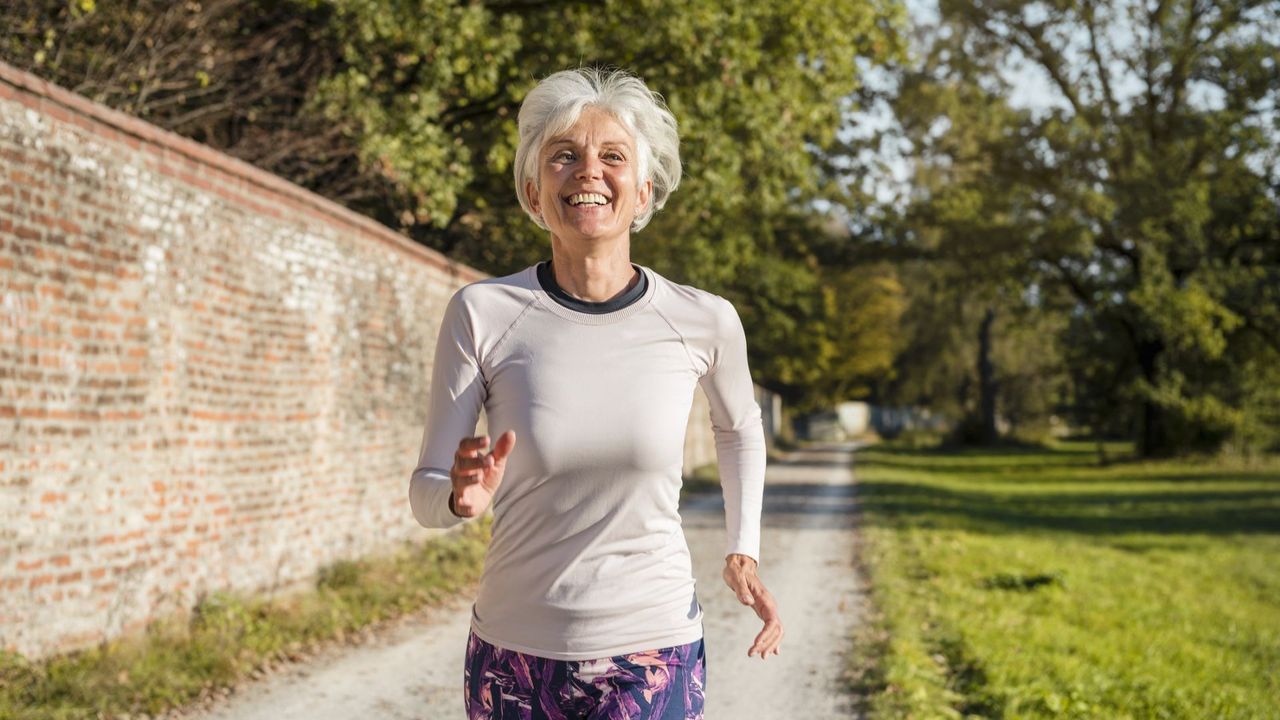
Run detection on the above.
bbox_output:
[409,67,782,720]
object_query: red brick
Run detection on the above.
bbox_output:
[0,59,497,661]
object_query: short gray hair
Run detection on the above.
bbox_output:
[514,67,681,233]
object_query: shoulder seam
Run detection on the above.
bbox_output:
[489,295,539,362]
[445,291,484,373]
[651,302,699,376]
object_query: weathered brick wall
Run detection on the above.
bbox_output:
[0,61,728,661]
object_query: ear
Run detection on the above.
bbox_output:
[636,178,653,215]
[526,179,541,215]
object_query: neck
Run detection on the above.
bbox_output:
[548,235,638,302]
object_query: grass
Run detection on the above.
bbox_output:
[0,519,490,720]
[851,438,1280,719]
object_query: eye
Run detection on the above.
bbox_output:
[603,151,625,162]
[552,150,576,163]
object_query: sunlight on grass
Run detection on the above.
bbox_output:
[853,440,1280,719]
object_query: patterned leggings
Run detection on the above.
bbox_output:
[463,629,706,720]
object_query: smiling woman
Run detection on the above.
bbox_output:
[525,106,650,252]
[408,67,782,720]
[514,68,680,239]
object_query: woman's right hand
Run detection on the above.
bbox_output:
[449,430,517,518]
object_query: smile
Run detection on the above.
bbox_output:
[565,192,610,206]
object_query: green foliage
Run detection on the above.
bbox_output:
[0,0,910,408]
[853,440,1280,718]
[0,520,490,720]
[868,248,1072,444]
[736,252,907,411]
[307,0,523,228]
[855,0,1280,455]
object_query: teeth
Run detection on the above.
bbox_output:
[568,193,608,206]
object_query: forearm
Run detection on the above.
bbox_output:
[408,469,467,528]
[716,420,766,561]
[409,293,485,528]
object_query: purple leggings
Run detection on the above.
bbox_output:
[463,629,706,720]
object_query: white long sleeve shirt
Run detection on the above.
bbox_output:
[408,261,766,660]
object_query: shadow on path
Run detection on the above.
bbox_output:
[857,480,1280,537]
[684,442,859,531]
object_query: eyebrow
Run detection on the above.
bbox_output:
[547,139,632,150]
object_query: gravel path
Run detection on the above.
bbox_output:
[180,441,865,720]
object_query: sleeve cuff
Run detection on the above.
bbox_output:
[409,472,468,529]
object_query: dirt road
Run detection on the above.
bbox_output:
[181,441,864,719]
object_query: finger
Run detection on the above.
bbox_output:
[746,588,782,657]
[455,436,490,458]
[750,621,781,650]
[491,430,517,461]
[748,621,784,658]
[455,454,492,472]
[749,636,782,660]
[451,457,490,482]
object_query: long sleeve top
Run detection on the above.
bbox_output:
[408,261,766,660]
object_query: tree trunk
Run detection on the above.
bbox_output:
[978,306,999,445]
[1136,337,1174,457]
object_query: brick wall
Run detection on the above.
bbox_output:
[0,61,734,661]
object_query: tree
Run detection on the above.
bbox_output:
[733,223,907,413]
[1,0,911,408]
[843,0,1280,455]
[830,46,1074,445]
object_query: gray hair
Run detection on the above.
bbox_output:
[514,67,681,233]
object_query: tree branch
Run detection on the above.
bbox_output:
[1083,0,1120,123]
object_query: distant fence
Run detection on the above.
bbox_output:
[0,61,748,660]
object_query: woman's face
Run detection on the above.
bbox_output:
[526,106,652,247]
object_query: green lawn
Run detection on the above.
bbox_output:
[851,439,1280,719]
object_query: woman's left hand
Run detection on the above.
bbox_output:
[722,553,783,659]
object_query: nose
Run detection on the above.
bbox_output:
[575,153,604,180]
